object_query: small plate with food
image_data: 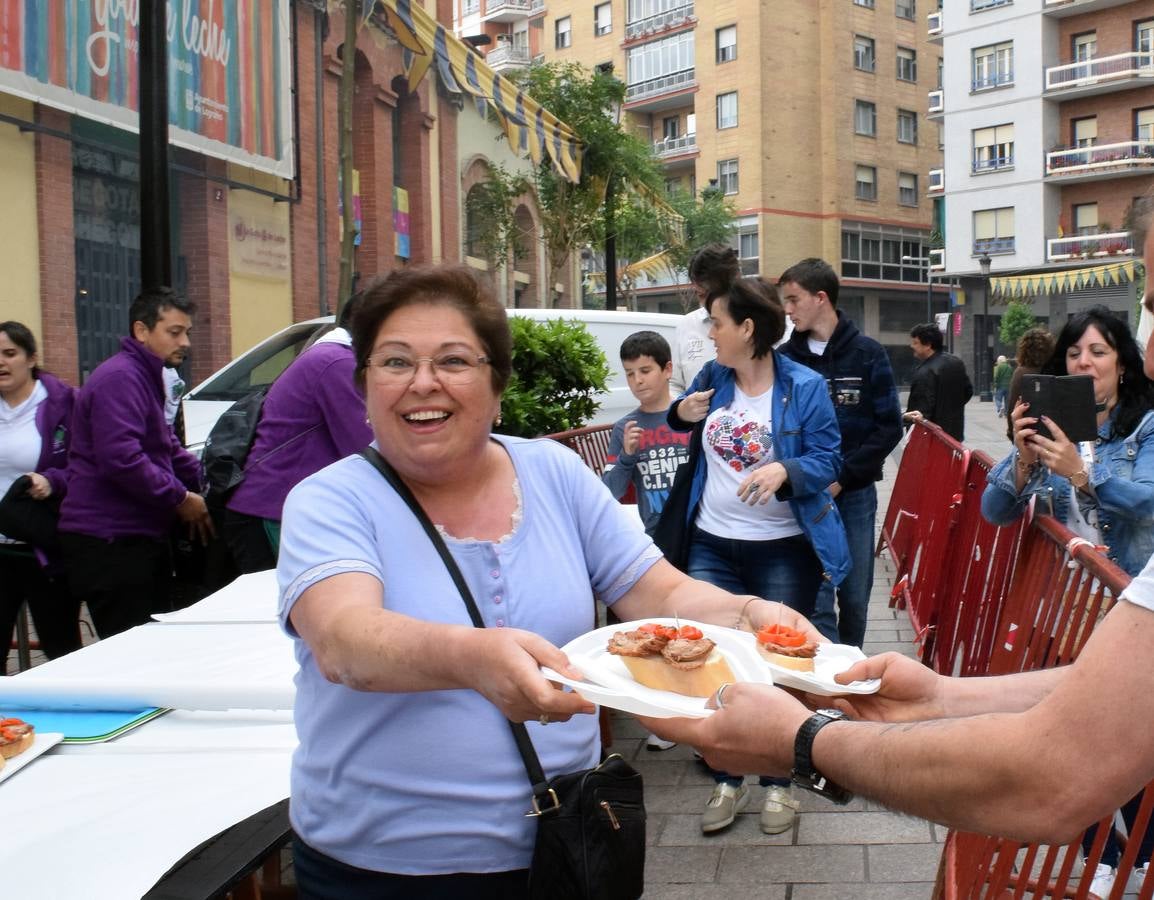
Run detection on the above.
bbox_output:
[754,625,880,696]
[0,717,63,784]
[542,618,773,718]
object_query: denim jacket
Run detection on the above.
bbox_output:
[669,354,850,585]
[981,409,1154,577]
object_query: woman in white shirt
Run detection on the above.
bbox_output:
[0,322,81,670]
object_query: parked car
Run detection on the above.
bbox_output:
[181,307,683,455]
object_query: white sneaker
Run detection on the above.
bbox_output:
[1130,863,1149,892]
[701,783,749,834]
[645,733,676,751]
[759,785,799,834]
[1088,862,1117,899]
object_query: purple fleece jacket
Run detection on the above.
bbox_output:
[227,339,371,521]
[59,338,202,540]
[34,371,77,499]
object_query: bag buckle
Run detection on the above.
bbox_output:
[526,788,561,817]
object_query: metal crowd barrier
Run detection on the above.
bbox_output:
[882,421,1153,899]
[546,423,636,504]
[877,420,970,658]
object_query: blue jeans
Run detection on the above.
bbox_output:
[688,527,823,789]
[994,388,1008,416]
[818,484,878,649]
[687,529,823,618]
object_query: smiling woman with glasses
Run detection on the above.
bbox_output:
[273,263,823,898]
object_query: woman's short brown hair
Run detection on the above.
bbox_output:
[351,265,513,393]
[705,276,785,359]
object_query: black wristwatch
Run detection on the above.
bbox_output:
[791,709,853,805]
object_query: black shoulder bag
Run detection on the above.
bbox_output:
[650,419,703,572]
[358,447,645,900]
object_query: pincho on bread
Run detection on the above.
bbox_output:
[0,717,35,766]
[607,623,736,698]
[755,624,819,672]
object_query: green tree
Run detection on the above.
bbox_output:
[999,300,1038,349]
[666,186,737,310]
[498,317,611,437]
[510,62,667,302]
[463,163,532,272]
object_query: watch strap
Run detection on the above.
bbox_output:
[792,711,853,805]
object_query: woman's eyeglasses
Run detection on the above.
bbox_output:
[363,353,491,385]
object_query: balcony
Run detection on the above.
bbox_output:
[624,69,696,111]
[529,0,545,14]
[974,236,1015,255]
[485,44,531,72]
[1044,51,1154,98]
[653,133,698,159]
[928,168,944,194]
[1043,0,1140,17]
[929,248,945,271]
[927,89,943,118]
[482,0,532,22]
[971,0,1012,10]
[927,9,942,41]
[625,2,694,42]
[1047,231,1135,262]
[1046,139,1154,182]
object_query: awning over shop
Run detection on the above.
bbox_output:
[337,0,583,183]
[991,259,1140,299]
[587,250,682,289]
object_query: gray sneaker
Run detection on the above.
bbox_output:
[760,785,799,834]
[701,783,749,834]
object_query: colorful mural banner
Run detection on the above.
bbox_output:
[393,186,410,260]
[0,0,295,179]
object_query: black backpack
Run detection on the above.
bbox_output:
[202,385,272,507]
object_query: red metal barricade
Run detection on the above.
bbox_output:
[883,438,1154,899]
[927,450,1030,677]
[877,420,969,657]
[545,423,636,504]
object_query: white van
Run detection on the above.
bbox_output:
[181,307,683,454]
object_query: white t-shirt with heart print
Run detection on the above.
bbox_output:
[695,384,804,541]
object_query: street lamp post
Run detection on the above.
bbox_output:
[978,252,993,401]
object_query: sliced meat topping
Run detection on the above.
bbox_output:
[661,637,715,671]
[607,629,669,658]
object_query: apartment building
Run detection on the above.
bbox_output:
[454,0,945,381]
[932,0,1153,394]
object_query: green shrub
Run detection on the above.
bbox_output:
[499,317,611,437]
[999,300,1038,350]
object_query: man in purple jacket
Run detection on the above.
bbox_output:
[222,293,372,573]
[59,287,213,638]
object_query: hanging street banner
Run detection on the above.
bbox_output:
[991,259,1139,299]
[0,1,295,179]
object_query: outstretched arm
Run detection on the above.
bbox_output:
[644,603,1154,844]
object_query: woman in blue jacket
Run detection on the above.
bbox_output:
[982,306,1154,895]
[668,278,849,838]
[0,321,81,670]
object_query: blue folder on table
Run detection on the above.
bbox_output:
[18,708,168,743]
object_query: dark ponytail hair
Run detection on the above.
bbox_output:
[688,243,741,297]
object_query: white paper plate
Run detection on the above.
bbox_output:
[760,642,880,697]
[0,732,64,784]
[543,618,773,719]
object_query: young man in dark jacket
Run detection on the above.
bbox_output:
[59,287,212,638]
[779,258,903,646]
